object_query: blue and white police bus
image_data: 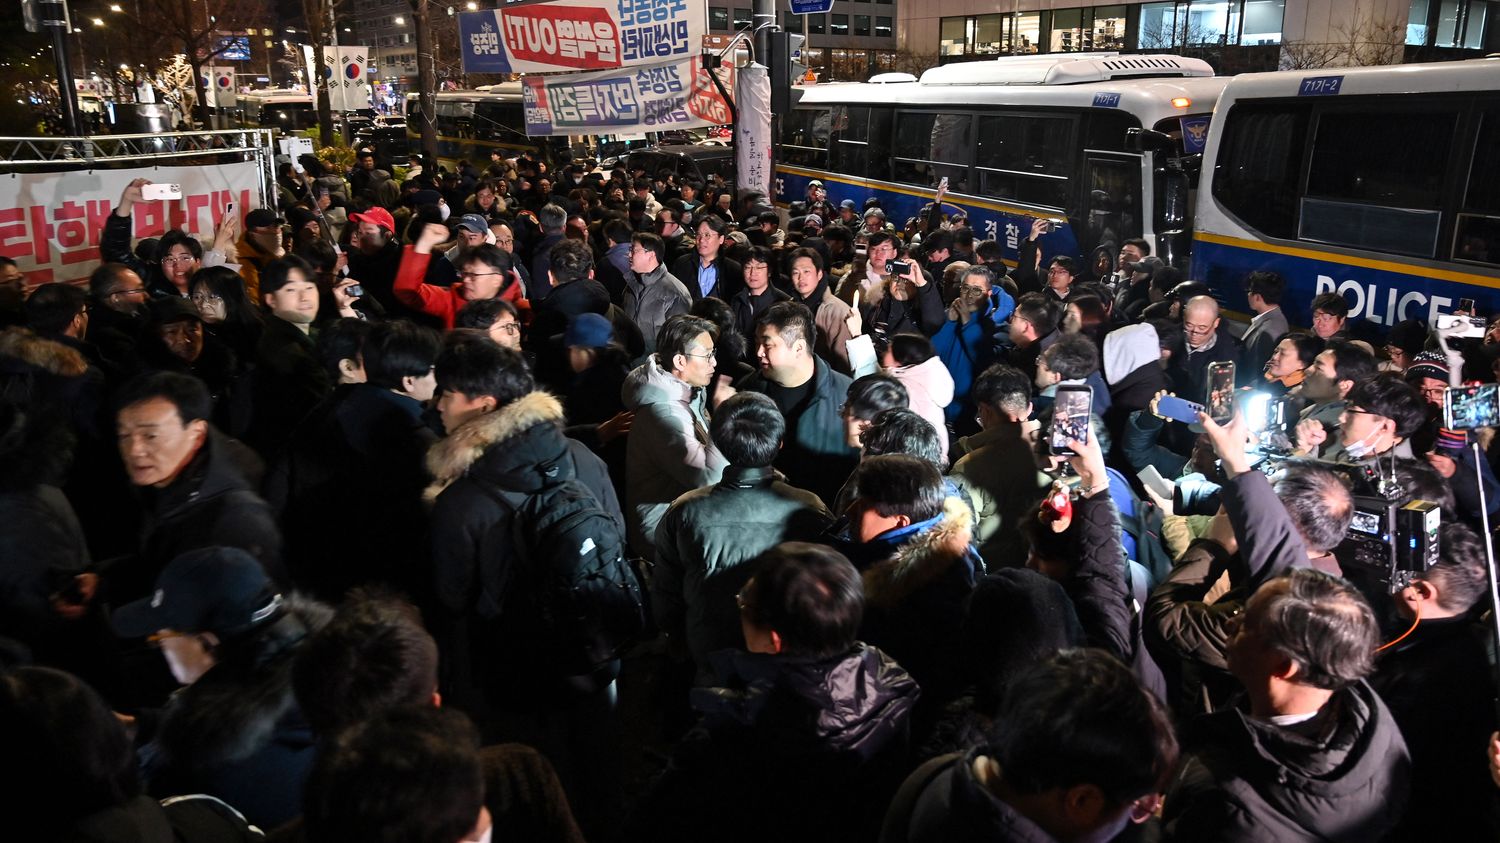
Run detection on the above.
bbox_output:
[776,53,1230,274]
[1192,57,1500,326]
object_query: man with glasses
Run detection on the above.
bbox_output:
[1043,255,1078,303]
[396,222,528,330]
[1320,372,1428,464]
[1168,295,1237,404]
[1310,292,1352,342]
[86,262,153,375]
[730,246,790,358]
[1004,291,1059,384]
[623,232,691,356]
[655,204,694,267]
[488,220,533,293]
[621,314,726,562]
[672,214,742,303]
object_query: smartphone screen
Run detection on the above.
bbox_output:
[1444,384,1500,430]
[1049,386,1093,455]
[1460,298,1476,313]
[1206,362,1236,424]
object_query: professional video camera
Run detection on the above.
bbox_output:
[1326,461,1441,593]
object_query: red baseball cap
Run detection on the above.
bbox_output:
[349,207,395,233]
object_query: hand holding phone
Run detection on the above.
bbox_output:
[1049,385,1093,456]
[141,183,182,201]
[1153,393,1204,425]
[1206,361,1236,424]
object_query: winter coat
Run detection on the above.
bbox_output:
[425,391,623,695]
[858,499,983,705]
[882,748,1062,843]
[652,465,833,681]
[736,356,856,508]
[866,280,945,340]
[529,277,612,391]
[596,242,632,305]
[1162,681,1411,842]
[886,356,955,456]
[672,252,745,303]
[346,237,405,320]
[1371,616,1500,842]
[393,246,529,330]
[101,213,175,298]
[794,286,858,376]
[247,316,330,458]
[621,356,727,560]
[623,263,692,355]
[0,484,91,664]
[269,384,438,602]
[932,292,1013,424]
[233,231,282,303]
[631,644,919,843]
[66,794,262,843]
[947,425,1052,569]
[115,429,283,606]
[142,598,332,831]
[1105,362,1170,445]
[1169,327,1239,404]
[1144,470,1319,714]
[730,285,791,353]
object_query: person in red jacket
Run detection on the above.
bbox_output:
[394,222,529,329]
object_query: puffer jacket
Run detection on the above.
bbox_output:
[621,356,726,561]
[652,465,833,682]
[858,498,983,705]
[630,643,919,843]
[1162,681,1411,842]
[425,391,623,697]
[886,356,956,457]
[623,263,692,355]
[142,596,332,831]
[932,290,1014,424]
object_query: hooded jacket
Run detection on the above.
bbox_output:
[1162,681,1411,842]
[621,355,727,561]
[859,498,983,704]
[623,263,692,355]
[887,356,956,456]
[632,644,919,843]
[425,392,622,691]
[885,749,1063,843]
[142,597,332,831]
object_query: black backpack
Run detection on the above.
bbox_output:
[480,461,646,675]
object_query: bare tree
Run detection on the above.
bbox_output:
[1280,9,1406,69]
[130,0,270,127]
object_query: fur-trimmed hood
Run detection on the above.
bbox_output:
[425,390,566,502]
[0,326,88,377]
[153,595,332,770]
[862,496,978,609]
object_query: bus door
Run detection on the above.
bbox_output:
[1080,150,1144,276]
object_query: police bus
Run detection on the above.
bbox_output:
[234,92,318,134]
[777,53,1230,273]
[1192,57,1500,326]
[405,86,564,170]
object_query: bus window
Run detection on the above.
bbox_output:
[1084,110,1139,152]
[1210,103,1310,240]
[893,111,972,192]
[1301,108,1458,257]
[829,105,892,183]
[1455,106,1500,268]
[782,108,830,168]
[974,113,1073,208]
[1082,153,1143,258]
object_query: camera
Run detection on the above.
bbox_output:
[1325,461,1441,592]
[886,259,911,276]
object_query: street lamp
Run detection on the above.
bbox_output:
[109,3,122,10]
[394,16,405,24]
[466,1,478,8]
[92,17,105,26]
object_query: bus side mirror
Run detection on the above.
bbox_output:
[1126,127,1175,154]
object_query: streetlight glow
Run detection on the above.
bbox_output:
[109,3,122,10]
[394,15,405,24]
[467,1,478,8]
[92,17,105,25]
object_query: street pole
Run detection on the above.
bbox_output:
[42,0,84,135]
[753,0,775,203]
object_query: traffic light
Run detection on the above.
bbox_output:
[770,32,806,115]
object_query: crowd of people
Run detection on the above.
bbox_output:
[4,147,1500,843]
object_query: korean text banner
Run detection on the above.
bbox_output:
[523,55,731,137]
[0,162,261,286]
[459,0,705,75]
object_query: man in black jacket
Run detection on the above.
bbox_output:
[529,239,611,393]
[1161,567,1411,841]
[109,372,283,604]
[672,215,743,303]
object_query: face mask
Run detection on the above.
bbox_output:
[1343,426,1383,460]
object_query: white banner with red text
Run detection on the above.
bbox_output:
[0,162,262,286]
[523,54,732,137]
[459,0,705,75]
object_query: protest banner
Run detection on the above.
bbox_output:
[460,0,705,75]
[522,54,731,137]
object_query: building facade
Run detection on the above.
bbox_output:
[901,0,1496,72]
[705,0,903,80]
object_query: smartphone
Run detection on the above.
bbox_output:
[937,176,949,193]
[225,201,235,216]
[1138,465,1175,501]
[1206,361,1236,424]
[345,284,364,298]
[1460,297,1476,313]
[1241,391,1282,434]
[142,183,182,201]
[1433,313,1487,338]
[855,241,868,256]
[1049,385,1093,456]
[1045,216,1067,233]
[1444,384,1500,431]
[1155,394,1205,425]
[886,259,911,276]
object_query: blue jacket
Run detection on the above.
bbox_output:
[932,289,1015,423]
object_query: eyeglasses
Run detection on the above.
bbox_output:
[682,349,716,360]
[961,284,989,296]
[459,271,503,281]
[492,321,520,335]
[190,293,223,305]
[108,287,149,298]
[1419,386,1446,399]
[161,255,196,265]
[1048,266,1071,275]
